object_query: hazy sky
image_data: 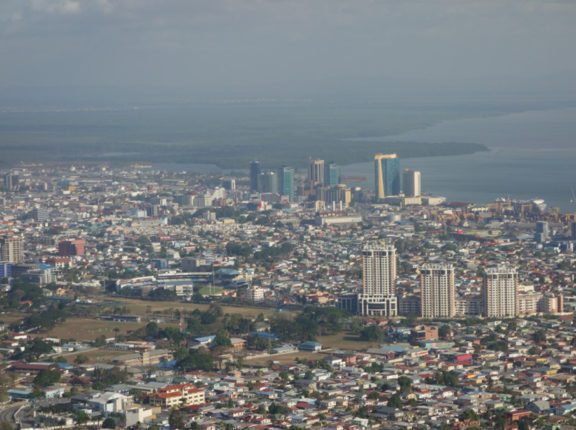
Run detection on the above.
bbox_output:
[0,0,575,95]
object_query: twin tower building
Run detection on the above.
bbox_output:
[341,241,519,319]
[374,153,421,200]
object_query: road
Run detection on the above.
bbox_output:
[0,401,27,426]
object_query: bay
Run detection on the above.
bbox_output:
[341,108,576,212]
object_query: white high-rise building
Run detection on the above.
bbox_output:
[402,169,422,197]
[483,266,518,318]
[358,241,397,317]
[420,264,456,319]
[0,236,24,263]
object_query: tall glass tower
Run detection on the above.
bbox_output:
[374,153,400,200]
[249,161,261,192]
[325,162,339,187]
[279,166,295,200]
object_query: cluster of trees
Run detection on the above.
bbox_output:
[144,304,256,346]
[92,367,129,390]
[148,288,177,300]
[253,242,295,262]
[226,241,295,263]
[144,322,185,344]
[175,347,214,371]
[426,370,459,387]
[3,281,45,309]
[225,242,252,258]
[359,325,386,342]
[33,369,61,388]
[482,333,508,352]
[13,338,53,361]
[13,304,67,332]
[271,307,345,342]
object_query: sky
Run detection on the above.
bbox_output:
[0,0,575,99]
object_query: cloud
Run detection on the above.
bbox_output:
[0,0,574,91]
[29,0,82,15]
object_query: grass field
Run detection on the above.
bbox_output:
[245,351,324,366]
[56,348,124,364]
[45,318,147,341]
[0,312,23,324]
[106,297,290,319]
[198,286,224,296]
[317,332,381,351]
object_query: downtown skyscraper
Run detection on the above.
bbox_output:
[374,153,401,200]
[402,169,422,197]
[249,160,261,192]
[308,159,325,187]
[279,166,295,200]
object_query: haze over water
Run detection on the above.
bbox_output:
[342,107,576,212]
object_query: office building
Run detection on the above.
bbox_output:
[358,241,398,317]
[0,236,24,263]
[324,162,339,187]
[456,296,483,317]
[374,154,400,200]
[535,221,549,243]
[249,161,261,192]
[3,173,19,192]
[539,294,564,314]
[279,166,295,200]
[402,169,422,197]
[32,207,50,222]
[482,266,518,318]
[309,159,325,186]
[0,262,13,279]
[398,295,421,317]
[222,178,236,191]
[420,264,456,319]
[58,239,86,257]
[325,184,352,209]
[259,170,278,194]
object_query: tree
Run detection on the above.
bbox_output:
[532,329,546,344]
[439,325,451,339]
[268,403,290,416]
[33,369,61,387]
[387,394,402,408]
[176,348,214,371]
[102,417,116,429]
[74,354,89,365]
[74,411,89,424]
[398,376,413,393]
[148,288,177,300]
[360,325,385,342]
[169,409,185,430]
[14,338,53,361]
[145,321,160,338]
[214,329,232,347]
[93,335,107,347]
[92,367,129,390]
[460,409,479,421]
[0,422,15,430]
